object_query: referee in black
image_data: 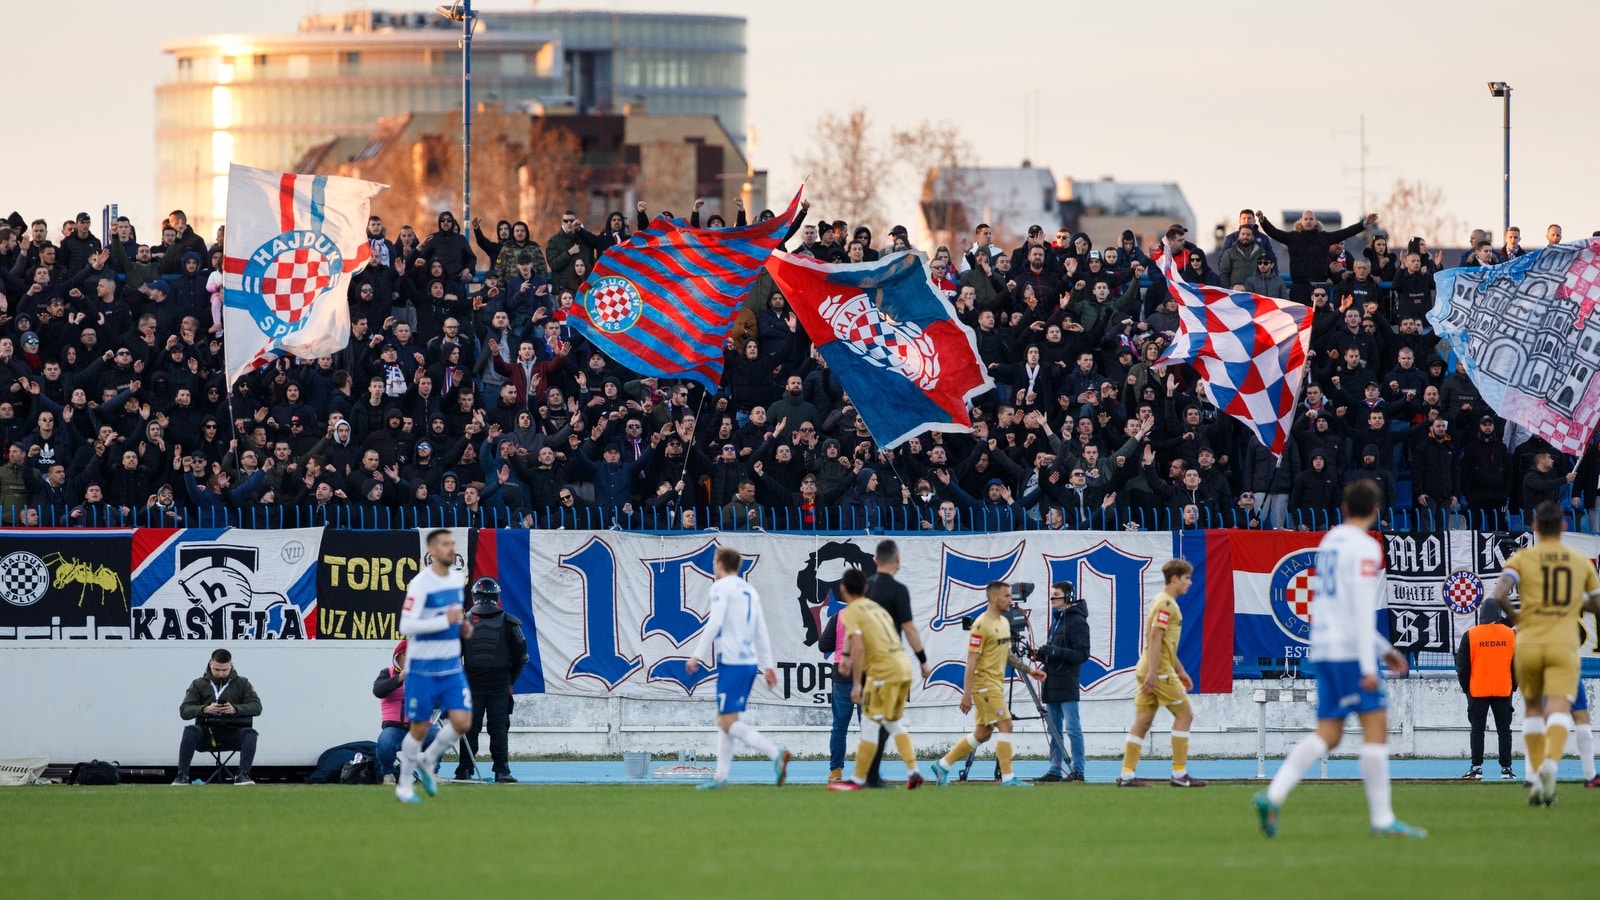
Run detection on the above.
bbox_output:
[862,539,931,786]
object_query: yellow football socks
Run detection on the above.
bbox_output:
[893,733,916,769]
[941,736,975,768]
[1546,719,1570,768]
[995,737,1014,778]
[1172,731,1190,776]
[852,741,876,783]
[1120,733,1143,779]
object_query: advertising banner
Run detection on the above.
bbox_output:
[0,530,133,640]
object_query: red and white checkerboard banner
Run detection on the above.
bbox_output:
[221,164,386,388]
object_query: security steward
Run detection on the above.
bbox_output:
[455,577,530,783]
[1455,601,1517,780]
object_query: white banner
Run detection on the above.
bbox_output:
[222,164,386,386]
[489,531,1176,705]
[130,528,321,640]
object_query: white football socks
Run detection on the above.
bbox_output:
[422,722,459,768]
[1576,723,1595,781]
[397,732,422,795]
[715,728,734,783]
[1266,733,1327,806]
[1359,743,1395,829]
[728,721,779,760]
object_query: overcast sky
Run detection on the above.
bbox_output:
[4,0,1595,245]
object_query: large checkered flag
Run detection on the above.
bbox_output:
[221,164,387,388]
[1154,249,1313,459]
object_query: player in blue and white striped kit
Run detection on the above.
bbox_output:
[1255,480,1427,839]
[685,547,791,790]
[394,530,474,804]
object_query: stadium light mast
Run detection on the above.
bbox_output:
[1487,81,1511,234]
[437,2,475,229]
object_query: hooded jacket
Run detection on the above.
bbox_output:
[419,214,476,278]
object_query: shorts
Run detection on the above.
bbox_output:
[405,669,472,722]
[1514,642,1580,706]
[717,664,760,715]
[972,685,1011,726]
[862,678,911,723]
[1314,660,1386,720]
[1134,673,1189,713]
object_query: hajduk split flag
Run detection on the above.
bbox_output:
[1429,238,1600,455]
[221,165,386,387]
[1156,251,1313,458]
[567,190,802,387]
[766,251,992,448]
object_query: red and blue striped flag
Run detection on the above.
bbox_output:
[568,190,802,386]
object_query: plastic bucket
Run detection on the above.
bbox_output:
[623,752,652,779]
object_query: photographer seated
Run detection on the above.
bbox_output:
[176,648,262,785]
[373,639,439,786]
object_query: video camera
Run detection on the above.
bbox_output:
[959,581,1036,657]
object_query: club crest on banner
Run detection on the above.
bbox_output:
[0,551,50,607]
[240,230,346,339]
[818,292,942,389]
[583,276,644,333]
[1269,550,1318,641]
[1442,570,1485,615]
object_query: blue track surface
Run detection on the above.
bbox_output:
[452,758,1593,785]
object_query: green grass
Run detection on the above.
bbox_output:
[1,782,1594,899]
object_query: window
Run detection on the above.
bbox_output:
[501,52,526,77]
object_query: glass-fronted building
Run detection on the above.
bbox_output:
[157,9,746,234]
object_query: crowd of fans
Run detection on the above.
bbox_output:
[0,201,1588,532]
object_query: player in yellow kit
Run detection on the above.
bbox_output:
[829,567,922,791]
[1118,558,1206,787]
[929,581,1044,788]
[1492,501,1600,806]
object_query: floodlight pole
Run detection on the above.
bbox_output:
[462,0,475,232]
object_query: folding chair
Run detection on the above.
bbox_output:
[199,722,239,784]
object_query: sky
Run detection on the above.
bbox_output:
[3,0,1597,245]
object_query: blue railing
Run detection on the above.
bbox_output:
[0,503,1556,533]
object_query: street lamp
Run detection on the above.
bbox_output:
[437,2,475,230]
[1487,81,1511,234]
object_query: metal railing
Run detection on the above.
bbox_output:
[0,503,1553,534]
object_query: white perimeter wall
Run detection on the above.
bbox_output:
[0,644,1585,766]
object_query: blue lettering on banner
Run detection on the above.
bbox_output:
[1046,543,1150,690]
[639,542,754,692]
[929,542,1023,631]
[561,538,642,689]
[925,542,1023,691]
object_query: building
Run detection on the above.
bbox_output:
[292,105,765,239]
[919,168,1195,257]
[920,164,1059,252]
[157,9,746,235]
[1058,177,1196,255]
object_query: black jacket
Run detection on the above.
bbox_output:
[1035,603,1091,703]
[462,601,530,682]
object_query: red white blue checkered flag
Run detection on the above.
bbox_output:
[1155,251,1313,459]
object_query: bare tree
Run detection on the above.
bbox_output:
[517,118,586,238]
[793,108,891,228]
[1375,178,1465,248]
[892,120,978,250]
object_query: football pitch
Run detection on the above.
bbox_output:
[1,781,1593,899]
